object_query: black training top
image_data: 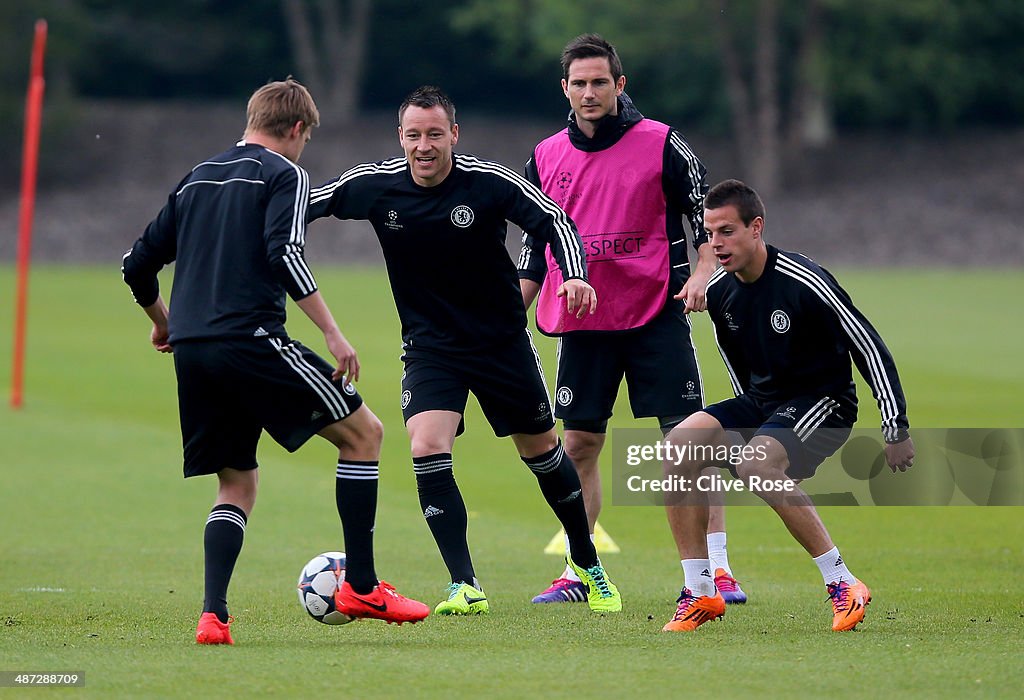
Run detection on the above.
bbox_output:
[706,245,910,442]
[308,153,587,353]
[122,141,316,343]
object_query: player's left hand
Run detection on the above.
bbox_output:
[557,279,597,318]
[151,323,172,353]
[884,436,915,472]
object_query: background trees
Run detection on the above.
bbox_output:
[2,0,1022,188]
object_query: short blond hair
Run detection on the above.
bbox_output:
[245,78,319,138]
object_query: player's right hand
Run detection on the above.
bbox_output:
[325,329,360,384]
[557,278,598,318]
[884,436,915,472]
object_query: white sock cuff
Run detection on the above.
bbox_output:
[206,506,246,532]
[336,461,380,480]
[706,531,731,575]
[813,546,855,585]
[682,558,715,597]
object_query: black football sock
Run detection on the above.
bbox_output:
[203,504,247,623]
[335,460,380,595]
[522,442,598,569]
[414,453,476,584]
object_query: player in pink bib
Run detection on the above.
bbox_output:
[519,34,748,608]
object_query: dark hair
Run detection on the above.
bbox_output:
[398,85,456,127]
[705,179,766,225]
[246,77,319,138]
[561,33,623,81]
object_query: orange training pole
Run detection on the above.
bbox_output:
[11,19,47,409]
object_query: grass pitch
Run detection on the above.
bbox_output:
[1,265,1022,698]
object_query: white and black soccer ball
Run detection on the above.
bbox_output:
[297,551,355,625]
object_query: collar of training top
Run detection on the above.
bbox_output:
[566,92,645,152]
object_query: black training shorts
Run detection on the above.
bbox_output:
[173,336,363,478]
[553,307,703,423]
[399,330,554,437]
[702,391,857,479]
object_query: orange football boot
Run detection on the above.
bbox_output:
[195,612,234,645]
[335,580,430,624]
[827,580,871,631]
[662,588,726,632]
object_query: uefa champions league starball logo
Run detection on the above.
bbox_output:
[557,171,572,189]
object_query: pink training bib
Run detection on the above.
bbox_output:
[533,119,671,334]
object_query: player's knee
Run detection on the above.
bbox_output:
[347,423,383,457]
[564,430,604,463]
[513,429,560,460]
[665,410,721,444]
[735,452,787,483]
[409,434,450,457]
[361,412,384,449]
[662,414,728,479]
[322,406,384,457]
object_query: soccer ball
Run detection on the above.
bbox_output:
[297,551,356,625]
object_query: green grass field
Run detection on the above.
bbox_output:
[1,265,1022,698]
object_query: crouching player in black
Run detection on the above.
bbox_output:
[122,79,429,644]
[308,86,621,615]
[662,179,915,633]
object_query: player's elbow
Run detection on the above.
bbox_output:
[121,256,159,306]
